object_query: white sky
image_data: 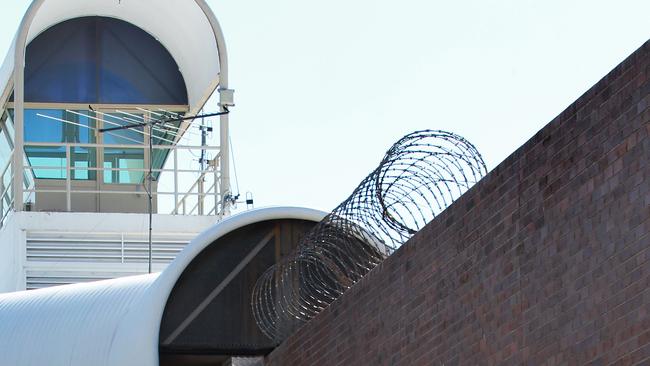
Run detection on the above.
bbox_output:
[1,0,649,213]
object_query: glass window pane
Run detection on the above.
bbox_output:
[104,147,144,184]
[0,111,13,170]
[24,146,66,179]
[119,158,144,184]
[25,109,62,143]
[71,147,96,180]
[103,162,113,184]
[151,119,182,179]
[0,111,14,202]
[8,110,35,192]
[74,161,89,180]
[102,113,144,145]
[22,109,96,180]
[5,109,15,142]
[24,109,96,143]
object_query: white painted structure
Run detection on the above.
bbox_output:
[2,0,234,213]
[0,207,326,366]
[0,211,218,292]
[0,0,237,292]
[0,6,327,364]
[0,0,228,113]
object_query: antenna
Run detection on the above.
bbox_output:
[198,115,212,215]
[199,115,213,171]
[246,192,254,209]
[99,108,230,273]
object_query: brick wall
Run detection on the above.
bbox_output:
[266,40,650,365]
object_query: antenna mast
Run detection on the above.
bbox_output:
[100,109,230,273]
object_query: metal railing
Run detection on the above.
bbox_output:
[21,142,224,216]
[0,154,14,226]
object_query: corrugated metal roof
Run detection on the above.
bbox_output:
[0,274,156,366]
[0,207,326,366]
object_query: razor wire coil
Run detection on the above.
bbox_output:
[251,130,487,342]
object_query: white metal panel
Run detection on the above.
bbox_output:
[24,231,193,289]
[0,211,219,293]
[0,207,327,366]
[26,234,189,263]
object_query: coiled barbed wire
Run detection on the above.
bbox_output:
[251,130,487,342]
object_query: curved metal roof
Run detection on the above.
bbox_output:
[0,0,227,112]
[0,207,326,366]
[0,273,158,365]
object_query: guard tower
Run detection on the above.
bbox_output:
[0,0,235,292]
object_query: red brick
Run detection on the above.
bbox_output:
[265,40,650,366]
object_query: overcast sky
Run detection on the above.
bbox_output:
[1,1,649,213]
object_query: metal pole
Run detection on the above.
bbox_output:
[65,145,71,211]
[199,117,207,215]
[173,148,178,214]
[198,177,204,216]
[13,53,24,212]
[11,0,44,213]
[148,122,153,274]
[213,159,219,216]
[0,178,4,220]
[219,95,230,217]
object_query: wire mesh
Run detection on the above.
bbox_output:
[251,130,487,342]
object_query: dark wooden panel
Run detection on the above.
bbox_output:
[159,219,316,358]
